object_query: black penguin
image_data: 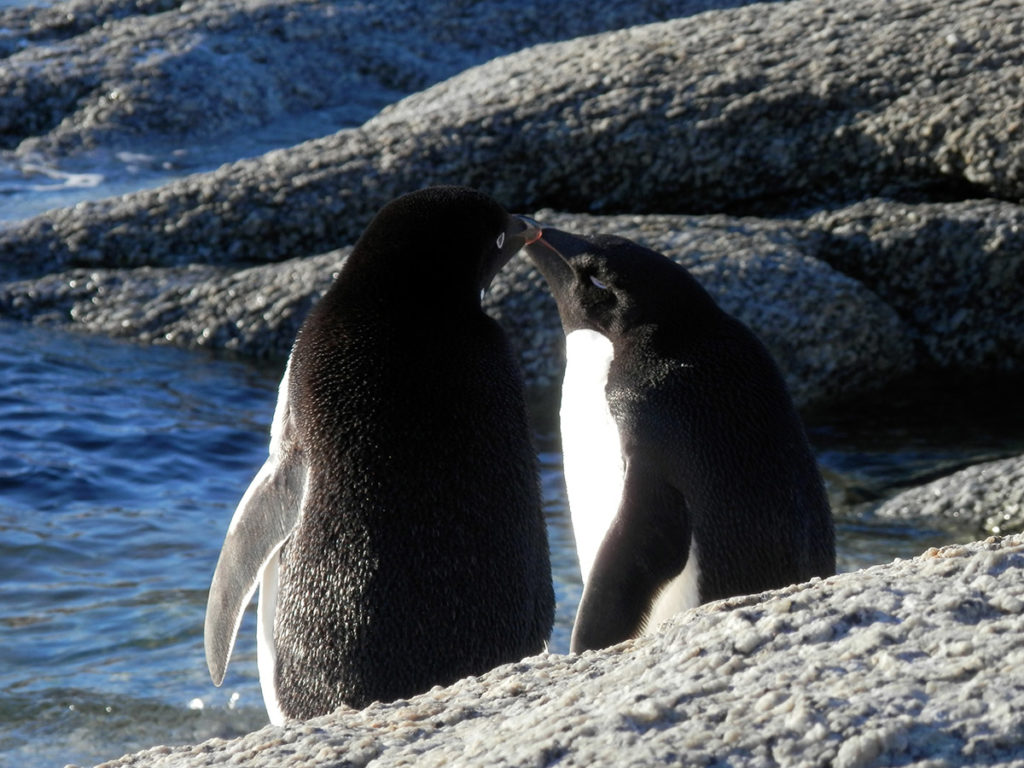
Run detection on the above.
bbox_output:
[205,187,554,722]
[524,226,834,653]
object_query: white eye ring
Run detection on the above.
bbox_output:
[590,275,609,290]
[496,232,505,249]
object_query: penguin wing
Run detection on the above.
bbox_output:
[204,449,307,686]
[570,461,690,653]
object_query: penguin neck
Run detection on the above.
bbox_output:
[341,244,483,311]
[559,328,626,586]
[323,268,484,329]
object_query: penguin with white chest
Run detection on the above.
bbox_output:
[204,187,554,723]
[524,227,835,653]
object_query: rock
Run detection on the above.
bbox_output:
[803,199,1024,373]
[8,196,1022,407]
[1,0,1023,403]
[3,0,1024,275]
[516,209,915,406]
[0,0,741,158]
[876,454,1024,536]
[0,252,340,359]
[0,208,916,406]
[97,533,1024,767]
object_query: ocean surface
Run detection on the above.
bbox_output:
[1,318,1022,767]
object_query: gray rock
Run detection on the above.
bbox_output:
[0,0,747,158]
[97,533,1024,767]
[10,195,1023,406]
[876,454,1024,536]
[3,0,1024,276]
[2,0,1023,403]
[803,199,1024,372]
[0,208,916,407]
[518,210,915,406]
[0,251,341,359]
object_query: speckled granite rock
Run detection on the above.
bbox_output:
[3,0,1024,275]
[8,197,1022,407]
[0,0,738,158]
[0,209,915,406]
[517,210,915,406]
[0,252,341,359]
[97,533,1024,767]
[804,199,1024,372]
[876,454,1024,536]
[2,0,1023,403]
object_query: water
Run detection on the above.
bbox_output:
[0,322,276,766]
[0,99,389,226]
[1,320,1021,768]
[0,320,582,768]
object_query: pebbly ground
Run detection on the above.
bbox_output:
[97,533,1024,768]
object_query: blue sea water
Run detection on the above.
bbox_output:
[0,320,587,767]
[1,319,1021,767]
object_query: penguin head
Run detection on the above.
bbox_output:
[523,226,719,339]
[344,186,540,306]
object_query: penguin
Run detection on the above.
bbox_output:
[523,226,835,653]
[204,187,554,723]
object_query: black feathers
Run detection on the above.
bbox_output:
[526,227,835,653]
[212,187,554,721]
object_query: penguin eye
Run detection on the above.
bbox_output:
[589,275,609,290]
[496,232,506,250]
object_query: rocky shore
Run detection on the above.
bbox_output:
[1,0,1022,405]
[99,533,1024,768]
[3,0,1024,763]
[877,454,1024,537]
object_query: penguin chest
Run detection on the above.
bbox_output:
[642,538,701,635]
[560,329,626,586]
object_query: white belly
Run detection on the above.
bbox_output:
[642,538,701,635]
[256,549,286,725]
[560,329,625,586]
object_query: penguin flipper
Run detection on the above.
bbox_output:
[570,462,690,653]
[204,450,306,686]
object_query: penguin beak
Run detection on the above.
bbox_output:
[522,227,604,333]
[521,226,579,296]
[505,215,543,252]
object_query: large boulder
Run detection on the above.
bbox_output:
[1,0,1022,408]
[2,0,1023,275]
[0,0,741,159]
[98,533,1024,767]
[804,199,1024,372]
[9,196,1024,407]
[0,0,1019,409]
[876,454,1024,536]
[0,207,916,405]
[502,210,915,405]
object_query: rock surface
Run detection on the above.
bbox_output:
[8,196,1023,407]
[803,199,1024,373]
[0,0,744,158]
[876,454,1024,536]
[2,0,1023,409]
[98,533,1024,768]
[5,0,1024,271]
[514,209,915,406]
[0,208,917,405]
